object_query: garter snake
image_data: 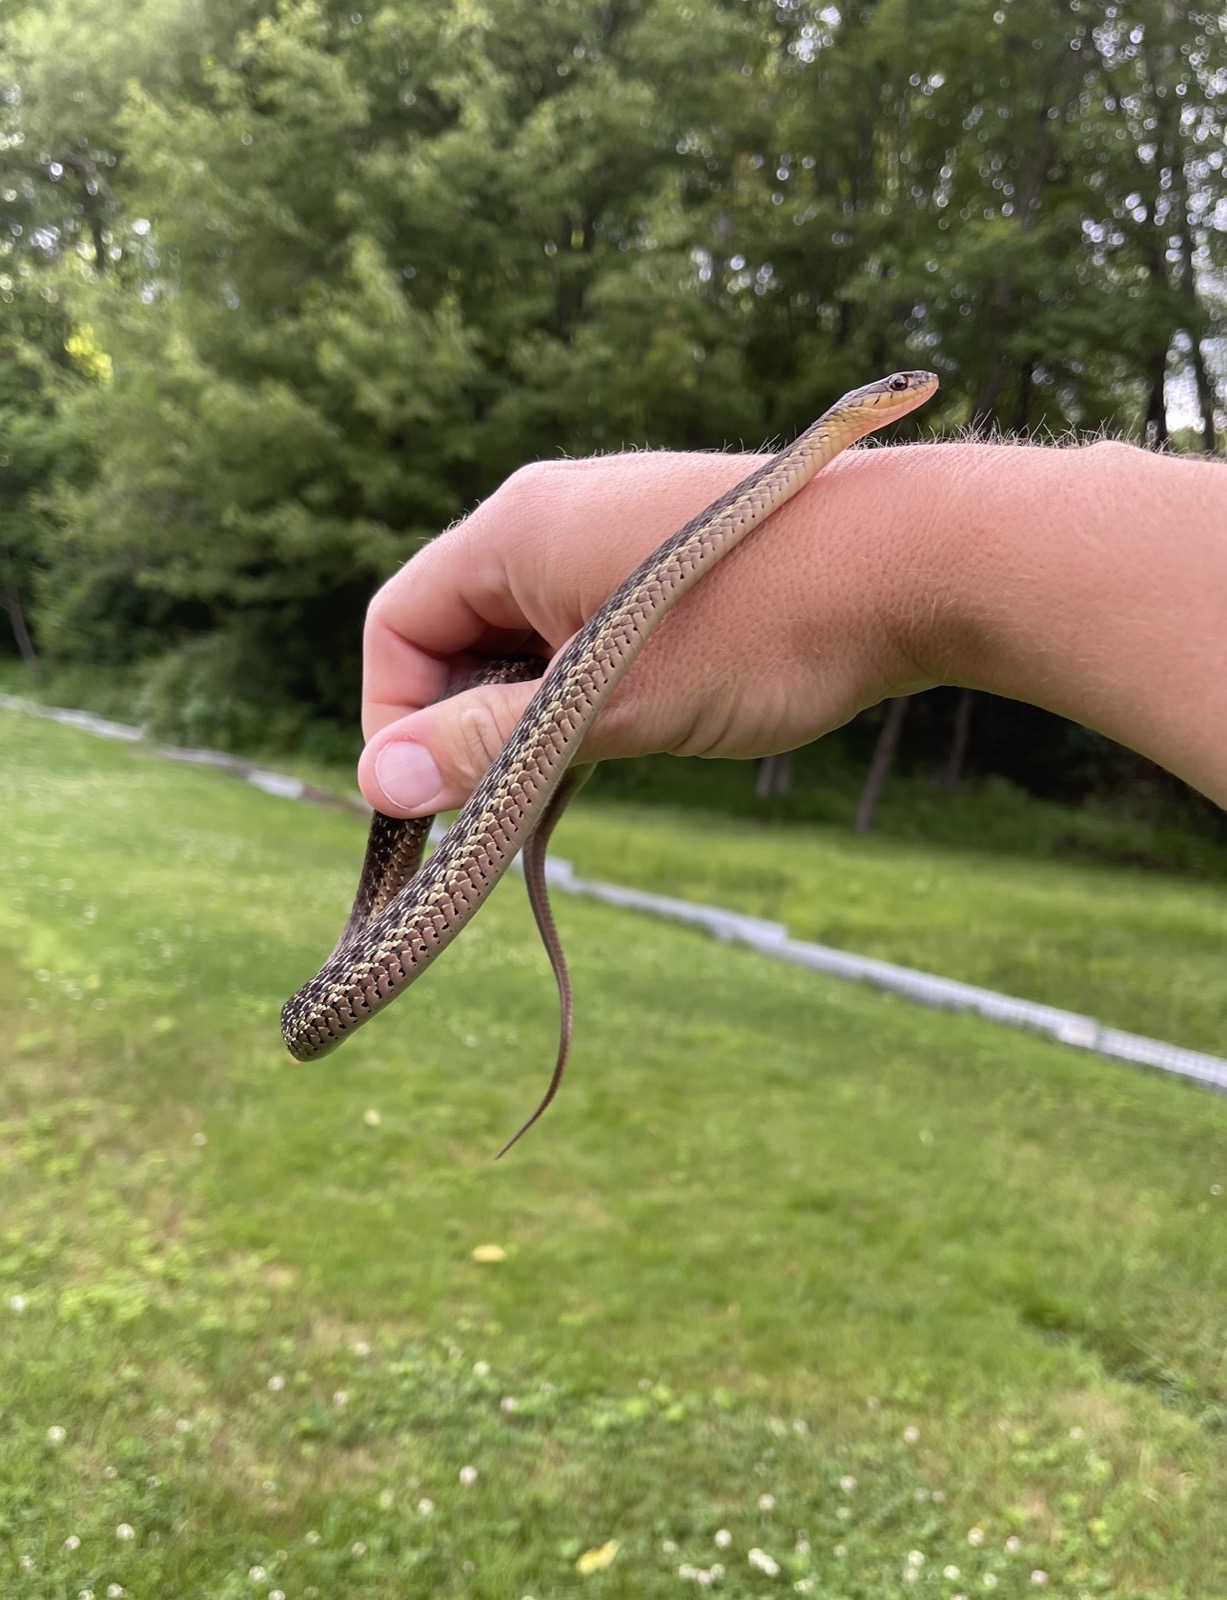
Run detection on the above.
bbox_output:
[281,370,939,1150]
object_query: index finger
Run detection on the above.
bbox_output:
[361,517,539,743]
[360,449,766,742]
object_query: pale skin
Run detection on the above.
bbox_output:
[358,438,1227,819]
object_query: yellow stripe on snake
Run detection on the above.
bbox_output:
[282,371,939,1152]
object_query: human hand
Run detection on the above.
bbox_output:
[358,434,1227,817]
[357,443,949,816]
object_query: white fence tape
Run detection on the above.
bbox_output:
[5,693,1225,1095]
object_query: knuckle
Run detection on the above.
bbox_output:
[493,457,576,531]
[452,695,510,784]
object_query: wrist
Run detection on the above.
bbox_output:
[904,439,1227,805]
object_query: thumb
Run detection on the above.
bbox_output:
[358,675,544,817]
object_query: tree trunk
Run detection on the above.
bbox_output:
[855,697,909,834]
[755,751,794,800]
[1188,335,1220,454]
[0,539,40,684]
[943,689,974,793]
[1143,344,1169,450]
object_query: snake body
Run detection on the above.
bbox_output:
[282,370,938,1145]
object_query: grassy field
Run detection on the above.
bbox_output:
[550,796,1227,1058]
[2,710,1226,1599]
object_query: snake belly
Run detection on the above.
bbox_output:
[281,370,938,1067]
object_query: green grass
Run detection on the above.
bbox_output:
[551,795,1227,1058]
[2,710,1227,1599]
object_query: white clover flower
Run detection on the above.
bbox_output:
[795,1537,811,1555]
[363,1108,381,1126]
[267,1375,285,1392]
[270,1592,285,1600]
[834,1544,847,1558]
[378,1489,394,1510]
[249,1567,267,1582]
[794,1581,815,1594]
[1031,1573,1049,1586]
[418,1498,435,1516]
[459,1465,478,1486]
[662,1540,679,1555]
[473,1360,490,1377]
[333,1390,348,1408]
[304,1531,320,1545]
[967,1527,986,1547]
[115,1524,135,1542]
[501,1396,518,1412]
[191,1131,207,1146]
[9,1294,27,1313]
[65,1536,81,1551]
[944,1566,961,1579]
[903,1425,920,1443]
[79,1591,94,1600]
[840,1475,857,1493]
[20,1556,35,1571]
[107,1588,125,1599]
[103,1466,118,1479]
[351,1541,367,1556]
[714,1529,732,1549]
[262,1480,276,1494]
[758,1493,776,1511]
[836,1506,851,1521]
[48,1425,66,1443]
[903,1570,918,1584]
[748,1548,781,1576]
[1069,1426,1085,1440]
[984,1576,998,1590]
[175,1418,191,1433]
[353,1340,371,1356]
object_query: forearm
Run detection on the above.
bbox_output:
[909,440,1227,807]
[358,434,1227,818]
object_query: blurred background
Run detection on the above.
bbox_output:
[2,4,1226,1598]
[1,0,1224,843]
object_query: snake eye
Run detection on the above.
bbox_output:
[887,373,910,392]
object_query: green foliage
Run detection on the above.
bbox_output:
[0,0,1223,766]
[557,787,1227,1055]
[3,711,1227,1596]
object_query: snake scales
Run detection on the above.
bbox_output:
[282,370,939,1151]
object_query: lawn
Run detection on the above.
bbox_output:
[550,794,1227,1058]
[1,709,1225,1599]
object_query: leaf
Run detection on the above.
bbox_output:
[470,1244,506,1263]
[575,1539,620,1575]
